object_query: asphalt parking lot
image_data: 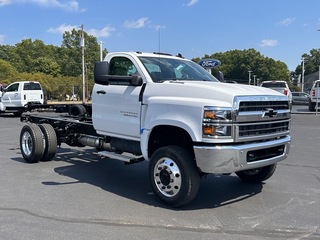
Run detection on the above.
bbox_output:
[0,106,319,240]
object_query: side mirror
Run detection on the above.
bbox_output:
[216,71,224,82]
[94,61,109,85]
[130,75,143,86]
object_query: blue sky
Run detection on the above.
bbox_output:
[1,0,320,71]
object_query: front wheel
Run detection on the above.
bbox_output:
[235,164,277,183]
[149,146,200,207]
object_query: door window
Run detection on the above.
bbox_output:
[6,83,19,92]
[109,57,139,76]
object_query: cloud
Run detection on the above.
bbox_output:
[186,0,199,7]
[0,0,11,6]
[277,17,296,27]
[260,39,278,47]
[124,17,149,29]
[48,24,115,38]
[0,34,5,43]
[0,0,85,12]
[87,26,115,38]
[47,23,78,33]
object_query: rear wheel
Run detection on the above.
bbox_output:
[20,124,45,163]
[38,124,57,161]
[235,164,277,183]
[149,146,200,207]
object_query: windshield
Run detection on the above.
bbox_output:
[139,56,219,82]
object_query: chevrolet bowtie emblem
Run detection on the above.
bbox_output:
[263,108,277,118]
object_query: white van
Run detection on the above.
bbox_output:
[0,81,44,116]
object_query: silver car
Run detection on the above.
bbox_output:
[292,92,310,105]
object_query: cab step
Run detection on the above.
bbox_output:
[96,151,144,164]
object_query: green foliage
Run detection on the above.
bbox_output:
[32,57,61,76]
[0,59,18,81]
[295,48,320,76]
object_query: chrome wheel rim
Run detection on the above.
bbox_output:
[21,131,33,156]
[153,158,181,197]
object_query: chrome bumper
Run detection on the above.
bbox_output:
[193,136,291,174]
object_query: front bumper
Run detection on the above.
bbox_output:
[194,135,291,174]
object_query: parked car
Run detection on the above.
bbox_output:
[260,80,292,108]
[292,92,310,105]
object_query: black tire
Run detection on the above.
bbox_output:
[69,104,86,116]
[20,124,45,163]
[13,111,23,117]
[38,124,57,161]
[235,164,277,183]
[309,101,316,111]
[149,146,200,207]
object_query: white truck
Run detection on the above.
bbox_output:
[19,52,291,207]
[0,81,44,116]
[309,80,320,111]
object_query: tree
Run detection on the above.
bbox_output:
[295,48,320,76]
[60,28,104,79]
[32,57,60,77]
[9,39,61,77]
[0,59,18,82]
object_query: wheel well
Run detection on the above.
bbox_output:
[148,125,194,158]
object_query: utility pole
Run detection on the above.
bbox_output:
[80,24,85,103]
[301,57,305,93]
[99,41,104,61]
[248,70,252,85]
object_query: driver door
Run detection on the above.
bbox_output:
[93,56,143,140]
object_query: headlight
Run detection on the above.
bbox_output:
[203,108,232,121]
[202,107,233,138]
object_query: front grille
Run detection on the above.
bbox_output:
[233,96,291,142]
[239,120,290,138]
[239,101,289,112]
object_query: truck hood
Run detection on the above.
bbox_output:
[145,81,285,107]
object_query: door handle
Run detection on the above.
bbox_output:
[96,90,106,94]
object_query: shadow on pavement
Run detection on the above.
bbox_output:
[11,146,264,210]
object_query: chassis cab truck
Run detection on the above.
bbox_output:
[19,52,291,207]
[0,81,44,116]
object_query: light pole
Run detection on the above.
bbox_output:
[301,57,305,92]
[99,41,104,61]
[253,75,257,86]
[80,24,85,103]
[248,70,252,85]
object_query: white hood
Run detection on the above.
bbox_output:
[145,81,285,107]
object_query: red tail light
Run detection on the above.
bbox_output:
[283,89,288,96]
[311,89,315,97]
